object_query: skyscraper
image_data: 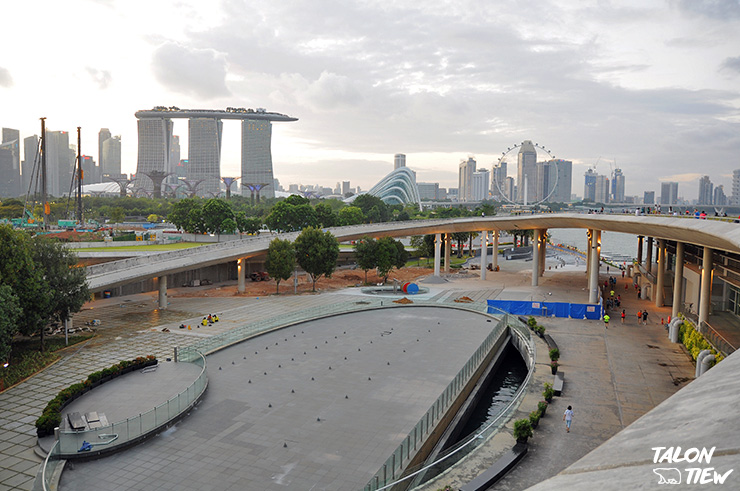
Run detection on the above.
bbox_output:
[458,157,476,202]
[394,154,406,170]
[492,161,507,200]
[135,117,174,194]
[45,130,73,197]
[714,185,727,206]
[98,128,111,173]
[472,169,490,201]
[644,191,655,205]
[0,128,20,197]
[594,175,610,203]
[611,168,625,203]
[660,181,679,205]
[101,135,122,178]
[241,119,275,199]
[21,135,39,194]
[698,175,713,205]
[188,118,222,196]
[516,141,537,204]
[733,170,740,206]
[547,159,572,203]
[584,168,598,202]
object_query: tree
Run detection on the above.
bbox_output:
[375,237,408,282]
[352,194,389,222]
[265,200,318,232]
[0,285,22,365]
[0,226,48,347]
[354,236,377,283]
[202,199,236,239]
[410,234,435,258]
[452,232,470,257]
[169,198,203,232]
[265,238,296,294]
[294,226,339,292]
[235,215,262,234]
[337,206,365,226]
[31,237,90,352]
[110,207,125,223]
[146,214,159,223]
[314,202,337,228]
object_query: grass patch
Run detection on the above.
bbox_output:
[80,242,204,252]
[1,334,95,392]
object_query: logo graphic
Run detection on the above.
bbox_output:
[653,468,682,484]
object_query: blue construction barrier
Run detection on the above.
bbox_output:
[487,299,602,320]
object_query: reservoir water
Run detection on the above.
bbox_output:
[548,228,638,262]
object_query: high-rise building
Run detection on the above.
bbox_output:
[135,117,174,194]
[492,161,507,200]
[594,175,610,203]
[584,168,598,202]
[98,128,111,173]
[80,155,100,185]
[394,154,406,170]
[733,170,740,206]
[714,185,727,206]
[188,118,222,196]
[547,159,572,203]
[504,177,515,201]
[472,169,490,201]
[611,168,625,203]
[458,157,476,202]
[644,191,655,204]
[44,130,74,197]
[417,182,439,200]
[0,128,20,197]
[342,181,350,195]
[660,181,679,205]
[516,141,537,204]
[101,136,122,178]
[21,135,39,194]
[242,119,275,199]
[698,175,713,205]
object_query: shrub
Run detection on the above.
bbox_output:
[513,419,533,441]
[543,382,555,401]
[549,348,560,361]
[529,410,540,427]
[537,401,549,416]
[678,321,724,364]
[527,316,537,328]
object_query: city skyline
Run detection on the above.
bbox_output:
[0,1,739,197]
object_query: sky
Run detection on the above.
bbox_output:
[1,0,739,200]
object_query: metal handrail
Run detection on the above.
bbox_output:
[40,440,59,491]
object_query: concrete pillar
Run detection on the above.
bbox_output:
[646,237,653,274]
[480,231,488,280]
[158,275,167,309]
[698,246,713,326]
[444,233,451,274]
[672,242,684,319]
[655,239,666,307]
[434,233,441,277]
[532,229,540,287]
[588,230,601,303]
[539,229,547,276]
[238,258,246,293]
[492,231,499,271]
[586,230,593,275]
[637,236,644,265]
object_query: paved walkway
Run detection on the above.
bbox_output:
[0,263,696,490]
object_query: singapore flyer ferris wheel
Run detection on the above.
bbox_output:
[493,140,559,207]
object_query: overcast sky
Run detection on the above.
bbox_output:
[2,0,739,199]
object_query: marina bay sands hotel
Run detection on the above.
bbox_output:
[134,106,298,198]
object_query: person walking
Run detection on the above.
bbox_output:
[637,310,642,323]
[642,310,648,325]
[563,405,574,433]
[603,313,610,329]
[621,310,626,323]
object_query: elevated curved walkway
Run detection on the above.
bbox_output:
[85,214,740,293]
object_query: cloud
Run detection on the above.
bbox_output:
[720,56,740,74]
[670,0,740,19]
[662,173,703,183]
[86,67,112,89]
[0,67,13,88]
[151,42,230,99]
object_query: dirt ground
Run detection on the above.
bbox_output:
[169,266,436,298]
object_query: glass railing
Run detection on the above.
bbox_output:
[51,352,207,460]
[364,314,534,491]
[33,439,61,491]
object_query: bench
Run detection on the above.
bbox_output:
[460,443,528,491]
[543,334,559,352]
[553,371,565,396]
[67,412,86,431]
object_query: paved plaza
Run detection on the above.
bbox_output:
[0,257,702,490]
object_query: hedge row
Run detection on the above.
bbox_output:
[36,355,157,437]
[678,321,724,365]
